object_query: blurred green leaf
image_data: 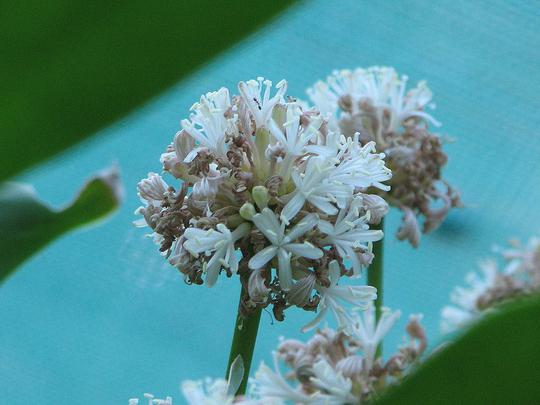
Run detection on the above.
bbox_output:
[0,166,122,282]
[0,0,296,181]
[376,295,540,404]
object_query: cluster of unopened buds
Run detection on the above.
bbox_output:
[308,66,462,247]
[135,76,392,327]
[441,235,540,332]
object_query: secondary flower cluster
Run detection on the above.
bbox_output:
[136,77,391,324]
[441,235,540,332]
[161,305,426,405]
[251,306,426,404]
[307,67,461,247]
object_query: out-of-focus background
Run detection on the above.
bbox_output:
[1,1,539,403]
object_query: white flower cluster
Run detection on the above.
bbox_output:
[249,305,425,405]
[308,66,439,137]
[308,67,461,247]
[136,77,391,325]
[441,236,540,332]
[164,305,425,405]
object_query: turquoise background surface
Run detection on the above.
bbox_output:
[2,1,540,403]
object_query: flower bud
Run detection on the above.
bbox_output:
[174,129,195,162]
[138,172,168,203]
[226,214,245,228]
[361,194,389,225]
[252,185,269,209]
[239,203,256,220]
[336,355,364,378]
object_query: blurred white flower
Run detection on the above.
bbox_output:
[307,66,459,248]
[182,379,235,405]
[128,393,173,405]
[440,260,499,332]
[310,359,356,405]
[352,304,401,367]
[498,236,540,276]
[307,67,440,133]
[250,352,314,404]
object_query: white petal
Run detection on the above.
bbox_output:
[284,243,323,260]
[280,192,306,222]
[248,246,278,269]
[252,208,282,245]
[277,248,292,290]
[308,195,339,216]
[301,302,328,333]
[372,309,401,343]
[205,247,226,287]
[286,213,319,241]
[317,220,334,235]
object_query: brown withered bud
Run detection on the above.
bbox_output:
[226,150,243,168]
[272,300,286,322]
[287,273,317,307]
[265,175,283,197]
[338,94,353,113]
[187,148,213,176]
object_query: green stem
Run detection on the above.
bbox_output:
[367,217,384,355]
[225,287,262,396]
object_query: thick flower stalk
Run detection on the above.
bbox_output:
[135,77,391,326]
[441,235,540,332]
[307,66,462,247]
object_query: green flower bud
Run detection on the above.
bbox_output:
[239,203,257,220]
[252,186,269,210]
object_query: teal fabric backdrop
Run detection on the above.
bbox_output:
[2,1,539,403]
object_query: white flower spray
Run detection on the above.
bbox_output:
[441,235,540,332]
[135,77,392,394]
[129,305,426,405]
[249,305,426,405]
[307,66,462,247]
